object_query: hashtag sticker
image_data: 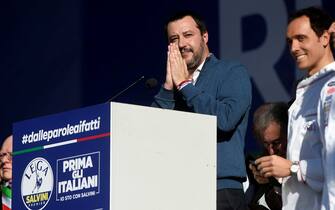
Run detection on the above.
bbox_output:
[22,135,28,144]
[20,117,102,146]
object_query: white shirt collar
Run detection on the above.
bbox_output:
[192,54,211,84]
[298,61,335,88]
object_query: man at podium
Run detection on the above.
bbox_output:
[152,11,252,210]
[0,135,12,210]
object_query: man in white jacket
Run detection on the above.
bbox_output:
[255,7,335,210]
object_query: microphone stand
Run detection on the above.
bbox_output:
[107,76,145,102]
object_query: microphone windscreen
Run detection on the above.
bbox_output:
[145,78,158,88]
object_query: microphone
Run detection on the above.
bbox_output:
[107,76,145,102]
[145,78,158,88]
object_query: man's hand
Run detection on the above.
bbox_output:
[168,43,191,86]
[255,155,292,178]
[329,22,335,49]
[163,49,174,90]
[249,163,269,184]
[329,22,335,34]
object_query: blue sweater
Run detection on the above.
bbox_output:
[152,55,252,189]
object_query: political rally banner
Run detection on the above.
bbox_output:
[13,103,111,210]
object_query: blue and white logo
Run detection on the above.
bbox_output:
[21,157,54,210]
[56,152,100,202]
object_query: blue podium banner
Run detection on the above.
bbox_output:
[13,103,111,210]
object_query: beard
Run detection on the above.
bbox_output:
[181,41,206,72]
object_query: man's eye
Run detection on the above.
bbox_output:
[297,36,305,42]
[185,33,193,37]
[170,38,178,43]
[272,141,282,146]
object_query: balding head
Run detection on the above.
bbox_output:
[0,135,13,182]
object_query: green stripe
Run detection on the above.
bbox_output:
[13,146,43,156]
[2,186,11,199]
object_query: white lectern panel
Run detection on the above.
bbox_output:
[111,103,216,210]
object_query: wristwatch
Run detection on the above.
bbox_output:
[290,161,300,175]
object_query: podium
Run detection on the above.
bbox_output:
[13,102,216,210]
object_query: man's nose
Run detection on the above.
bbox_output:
[267,146,275,155]
[0,157,5,165]
[290,40,300,54]
[178,37,187,48]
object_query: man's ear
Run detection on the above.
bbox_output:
[321,30,331,48]
[202,32,208,44]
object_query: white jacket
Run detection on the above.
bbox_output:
[319,62,335,210]
[283,62,335,210]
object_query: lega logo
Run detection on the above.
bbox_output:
[21,157,54,210]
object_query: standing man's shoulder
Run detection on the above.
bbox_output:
[321,71,335,96]
[209,55,250,77]
[207,55,252,102]
[320,65,335,90]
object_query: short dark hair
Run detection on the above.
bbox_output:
[253,102,288,142]
[165,10,207,37]
[289,7,334,48]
